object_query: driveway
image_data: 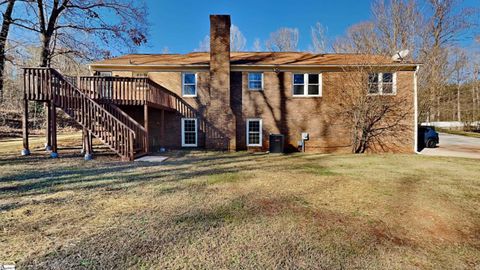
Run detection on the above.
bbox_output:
[420,132,480,159]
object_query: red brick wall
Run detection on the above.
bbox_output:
[234,71,353,153]
[143,69,414,153]
[206,15,236,150]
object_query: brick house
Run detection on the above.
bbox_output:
[22,15,419,160]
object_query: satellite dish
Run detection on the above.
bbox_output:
[392,49,410,61]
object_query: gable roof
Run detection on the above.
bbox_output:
[90,52,417,68]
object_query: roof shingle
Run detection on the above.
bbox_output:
[90,52,416,67]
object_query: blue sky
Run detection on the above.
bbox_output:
[139,0,479,54]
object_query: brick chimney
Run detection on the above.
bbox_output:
[206,15,236,150]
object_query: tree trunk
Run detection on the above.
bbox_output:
[0,0,16,101]
[436,94,441,121]
[457,85,461,122]
[472,84,476,123]
[39,34,51,67]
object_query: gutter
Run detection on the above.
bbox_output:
[414,65,420,154]
[89,63,420,69]
[89,63,210,68]
[233,63,419,68]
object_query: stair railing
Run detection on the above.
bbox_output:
[24,68,136,161]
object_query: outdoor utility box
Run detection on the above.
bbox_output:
[269,134,285,153]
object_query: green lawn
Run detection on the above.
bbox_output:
[0,134,479,269]
[437,128,480,138]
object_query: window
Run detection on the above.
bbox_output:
[382,73,394,94]
[181,118,197,147]
[133,72,149,77]
[368,73,379,94]
[97,72,112,98]
[292,73,322,96]
[246,119,262,147]
[98,71,112,77]
[182,73,197,97]
[248,72,263,90]
[368,72,396,95]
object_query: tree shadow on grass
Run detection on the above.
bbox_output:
[0,151,329,213]
[16,191,409,269]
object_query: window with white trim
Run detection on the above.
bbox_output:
[293,73,322,96]
[182,73,197,97]
[246,119,262,147]
[248,72,263,90]
[133,72,148,77]
[368,72,396,95]
[181,118,197,147]
[98,71,112,77]
[133,72,149,91]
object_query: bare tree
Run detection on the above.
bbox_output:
[0,0,17,101]
[417,0,476,121]
[252,38,262,51]
[329,65,412,153]
[230,24,246,52]
[265,27,299,52]
[333,22,381,54]
[334,0,477,123]
[334,0,419,55]
[450,47,468,122]
[195,25,246,52]
[471,60,480,125]
[13,0,149,67]
[372,0,420,55]
[161,46,169,54]
[309,22,328,53]
[195,35,210,52]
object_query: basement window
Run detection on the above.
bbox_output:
[181,118,197,147]
[368,72,397,95]
[246,119,262,147]
[292,73,322,97]
[182,73,197,97]
[248,72,263,90]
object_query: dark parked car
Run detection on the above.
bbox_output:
[418,126,439,150]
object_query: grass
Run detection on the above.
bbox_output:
[0,134,479,269]
[437,128,480,138]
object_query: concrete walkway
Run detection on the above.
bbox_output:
[135,156,168,163]
[420,133,480,159]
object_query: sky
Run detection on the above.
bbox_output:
[139,0,479,54]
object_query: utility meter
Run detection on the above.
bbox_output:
[301,132,309,140]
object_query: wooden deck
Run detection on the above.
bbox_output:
[22,68,208,161]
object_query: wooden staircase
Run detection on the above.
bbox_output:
[22,68,228,161]
[101,103,148,157]
[23,68,142,161]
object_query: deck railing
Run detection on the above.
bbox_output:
[79,76,148,105]
[102,103,148,154]
[24,68,137,160]
[76,75,225,144]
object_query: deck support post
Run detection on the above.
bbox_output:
[50,102,58,158]
[144,104,149,153]
[83,128,93,160]
[45,101,52,151]
[21,99,30,156]
[81,128,86,154]
[88,131,93,153]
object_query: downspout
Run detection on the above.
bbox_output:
[414,65,419,153]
